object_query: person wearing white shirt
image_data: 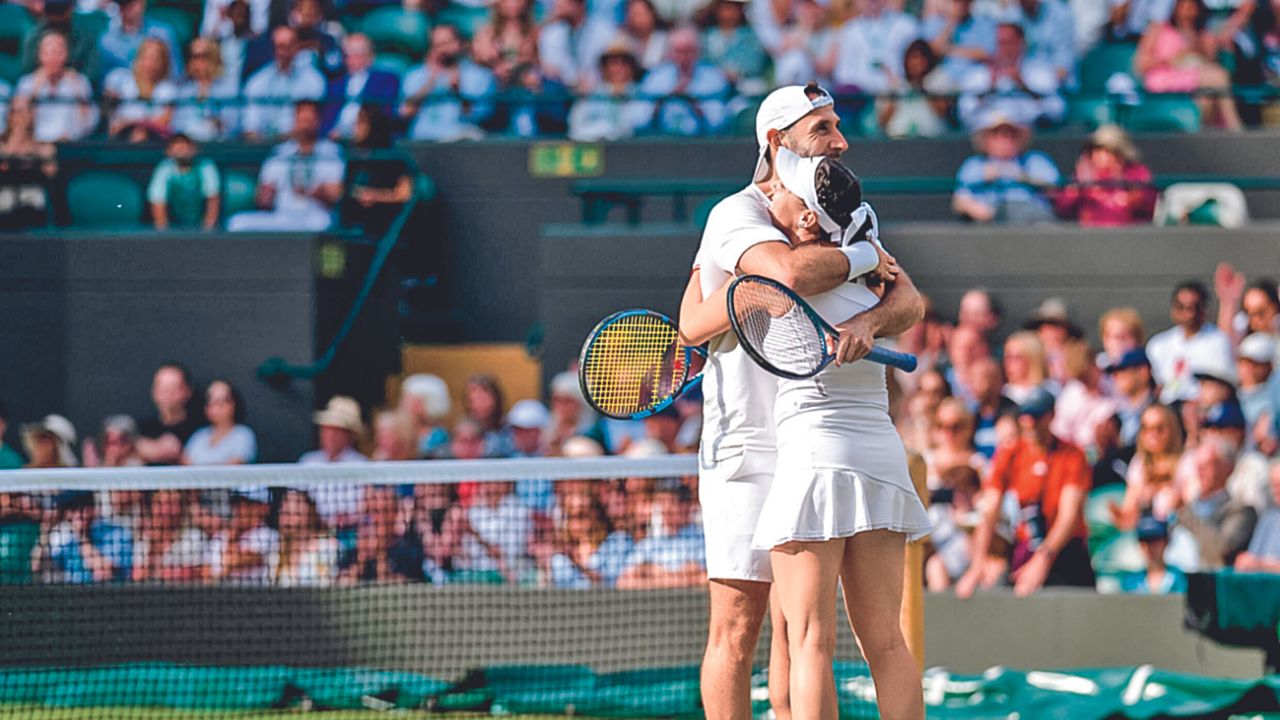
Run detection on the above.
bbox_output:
[956,22,1064,130]
[632,26,731,135]
[1147,281,1235,405]
[538,0,618,88]
[154,37,240,141]
[400,24,498,141]
[567,41,651,140]
[241,26,326,139]
[1016,0,1078,86]
[461,481,534,582]
[828,0,922,95]
[296,396,369,535]
[15,32,97,142]
[228,102,345,232]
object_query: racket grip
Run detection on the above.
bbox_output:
[867,345,918,372]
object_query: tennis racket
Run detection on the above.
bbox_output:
[578,309,706,420]
[727,275,918,379]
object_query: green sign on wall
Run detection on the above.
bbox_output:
[529,143,604,178]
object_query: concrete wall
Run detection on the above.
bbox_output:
[0,585,1260,680]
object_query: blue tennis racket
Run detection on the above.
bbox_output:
[578,309,706,420]
[727,275,918,379]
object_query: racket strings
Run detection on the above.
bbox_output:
[732,282,827,376]
[582,315,685,416]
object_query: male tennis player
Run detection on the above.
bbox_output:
[681,82,925,720]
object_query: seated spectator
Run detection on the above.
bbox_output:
[968,356,1017,459]
[397,373,451,458]
[147,134,221,230]
[1091,414,1133,488]
[952,113,1060,224]
[488,62,572,137]
[344,484,402,583]
[895,297,950,396]
[22,414,78,468]
[1016,0,1077,85]
[826,0,921,101]
[957,388,1093,597]
[96,0,182,81]
[568,40,649,141]
[1003,331,1052,405]
[155,38,240,142]
[1119,515,1185,593]
[1105,348,1156,447]
[0,491,42,583]
[545,371,608,455]
[22,0,99,76]
[878,38,953,138]
[15,32,97,142]
[1099,307,1147,369]
[616,480,706,589]
[1108,0,1173,41]
[274,488,339,587]
[1147,280,1233,406]
[370,407,418,462]
[449,418,488,463]
[40,491,134,583]
[926,465,1009,592]
[137,363,201,465]
[957,23,1064,130]
[642,405,684,453]
[633,26,731,136]
[1135,0,1242,130]
[1168,438,1258,571]
[242,26,326,139]
[0,97,58,232]
[771,0,836,87]
[509,399,550,459]
[289,0,344,79]
[133,489,212,582]
[471,0,541,86]
[926,397,987,488]
[464,374,513,457]
[1234,462,1280,572]
[341,105,412,237]
[459,481,534,583]
[0,400,24,469]
[1051,341,1116,455]
[945,323,992,404]
[209,487,277,583]
[82,415,144,468]
[202,0,270,40]
[300,396,369,467]
[1055,125,1156,227]
[228,102,345,232]
[958,286,1004,343]
[538,0,618,89]
[1024,297,1079,387]
[323,34,400,140]
[1237,334,1279,454]
[400,24,498,141]
[549,490,633,588]
[104,36,172,141]
[184,379,257,465]
[924,0,996,82]
[1199,401,1270,512]
[218,0,256,83]
[703,0,769,93]
[1111,403,1184,529]
[618,0,670,71]
[898,369,949,453]
[402,483,467,584]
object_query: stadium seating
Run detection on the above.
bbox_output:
[147,7,198,51]
[360,7,430,58]
[220,169,259,220]
[435,2,489,39]
[372,52,415,77]
[0,3,34,59]
[67,171,145,228]
[1079,42,1138,94]
[1064,97,1117,131]
[1125,94,1202,133]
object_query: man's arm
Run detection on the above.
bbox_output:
[831,267,925,364]
[736,241,852,297]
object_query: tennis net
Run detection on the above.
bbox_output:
[0,456,879,719]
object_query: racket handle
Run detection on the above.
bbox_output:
[867,346,918,372]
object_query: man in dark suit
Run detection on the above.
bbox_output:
[322,32,400,139]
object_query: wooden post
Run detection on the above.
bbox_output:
[902,451,930,673]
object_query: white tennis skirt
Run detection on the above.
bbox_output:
[752,371,932,550]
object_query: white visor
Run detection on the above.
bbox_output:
[773,147,844,235]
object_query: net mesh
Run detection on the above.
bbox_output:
[0,458,876,719]
[730,280,828,378]
[579,313,688,418]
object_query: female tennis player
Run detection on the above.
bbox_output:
[681,148,929,720]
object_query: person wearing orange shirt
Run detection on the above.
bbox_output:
[956,386,1093,598]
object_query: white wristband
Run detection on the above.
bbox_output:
[840,242,879,281]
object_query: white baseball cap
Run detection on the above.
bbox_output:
[1239,333,1277,364]
[401,373,451,420]
[507,399,550,429]
[753,82,835,182]
[1191,353,1238,387]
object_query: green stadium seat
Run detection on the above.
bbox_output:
[436,2,489,39]
[1079,42,1137,93]
[361,8,430,57]
[73,10,111,42]
[732,100,761,137]
[0,4,35,55]
[1064,96,1116,130]
[372,51,415,78]
[221,169,258,219]
[67,172,145,228]
[148,7,197,51]
[1125,94,1201,133]
[0,53,21,84]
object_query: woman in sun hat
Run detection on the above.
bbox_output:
[1055,124,1156,227]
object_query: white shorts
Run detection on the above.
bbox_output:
[698,452,775,583]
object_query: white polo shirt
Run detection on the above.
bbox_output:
[1146,323,1233,404]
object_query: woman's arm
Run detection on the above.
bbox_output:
[678,268,733,346]
[1133,25,1160,75]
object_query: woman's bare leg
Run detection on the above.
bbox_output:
[770,540,844,720]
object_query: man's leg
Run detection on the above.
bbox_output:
[767,586,792,720]
[702,578,771,720]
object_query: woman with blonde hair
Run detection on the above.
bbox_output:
[371,407,420,462]
[1111,404,1186,530]
[104,37,172,141]
[274,488,339,587]
[471,0,539,85]
[925,397,986,488]
[155,37,240,141]
[1002,331,1050,405]
[1097,307,1146,365]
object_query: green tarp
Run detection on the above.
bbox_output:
[1,662,1278,718]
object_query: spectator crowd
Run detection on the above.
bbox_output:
[3,265,1279,595]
